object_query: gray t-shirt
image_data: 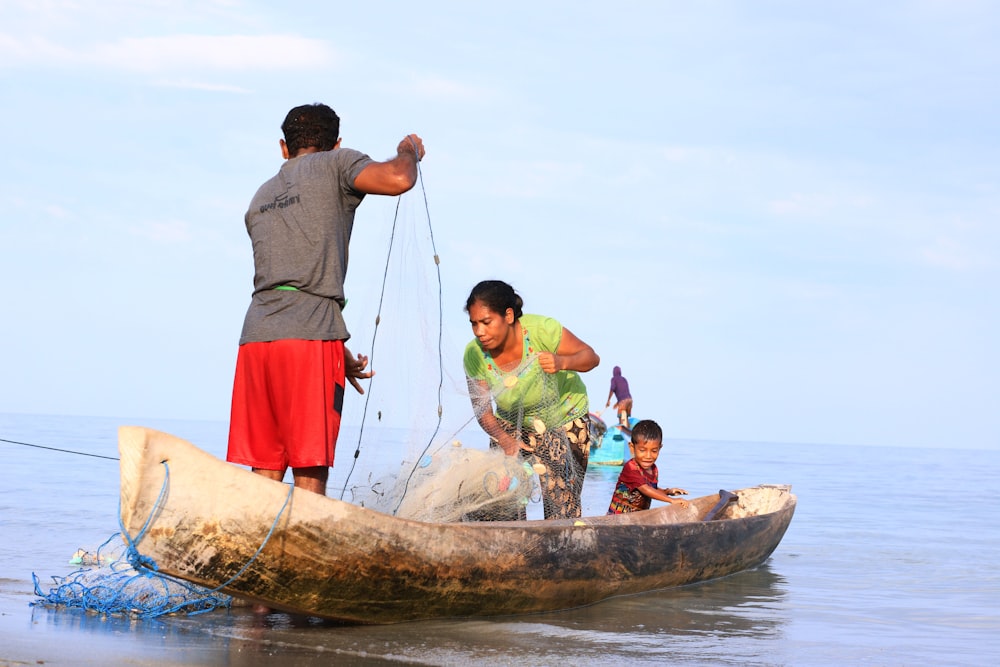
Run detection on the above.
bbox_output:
[239,147,375,344]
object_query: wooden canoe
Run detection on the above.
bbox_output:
[118,426,796,624]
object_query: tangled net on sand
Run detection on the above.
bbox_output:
[32,534,231,618]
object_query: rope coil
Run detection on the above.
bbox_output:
[32,460,294,619]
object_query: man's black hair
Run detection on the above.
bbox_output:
[281,103,340,155]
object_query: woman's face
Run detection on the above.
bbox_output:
[468,300,515,353]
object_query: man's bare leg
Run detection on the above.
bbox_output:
[251,466,328,494]
[291,466,329,495]
[251,468,285,482]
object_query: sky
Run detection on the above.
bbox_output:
[1,0,997,450]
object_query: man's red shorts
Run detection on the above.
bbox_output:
[227,339,346,471]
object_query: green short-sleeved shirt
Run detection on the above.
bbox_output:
[463,314,589,429]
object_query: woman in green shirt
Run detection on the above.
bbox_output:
[463,280,600,519]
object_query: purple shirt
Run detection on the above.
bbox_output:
[609,366,631,401]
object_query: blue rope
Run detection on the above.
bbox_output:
[120,461,172,574]
[33,460,295,618]
[194,478,295,594]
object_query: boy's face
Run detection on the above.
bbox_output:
[629,437,662,471]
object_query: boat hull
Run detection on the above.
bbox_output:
[589,416,637,466]
[118,426,795,624]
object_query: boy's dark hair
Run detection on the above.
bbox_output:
[464,280,524,319]
[630,419,662,444]
[281,103,340,156]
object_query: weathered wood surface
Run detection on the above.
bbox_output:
[119,426,796,624]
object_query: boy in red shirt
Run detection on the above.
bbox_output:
[607,419,689,514]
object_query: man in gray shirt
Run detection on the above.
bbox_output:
[228,103,425,496]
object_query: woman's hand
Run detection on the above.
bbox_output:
[537,351,560,374]
[498,432,522,456]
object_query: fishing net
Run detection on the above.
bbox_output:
[329,173,595,523]
[31,534,232,618]
[466,351,590,520]
[342,339,590,522]
[356,443,542,522]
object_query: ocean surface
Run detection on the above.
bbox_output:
[1,412,998,666]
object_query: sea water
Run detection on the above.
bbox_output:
[1,412,998,666]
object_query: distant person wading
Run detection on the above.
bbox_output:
[606,366,633,429]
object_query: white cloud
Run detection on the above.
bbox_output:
[0,33,337,72]
[93,34,335,72]
[489,159,587,198]
[153,78,252,93]
[131,220,193,244]
[0,34,75,64]
[920,236,986,271]
[661,145,715,163]
[768,192,835,217]
[375,74,499,103]
[44,204,71,220]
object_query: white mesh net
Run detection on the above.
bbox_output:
[357,443,542,522]
[335,188,592,523]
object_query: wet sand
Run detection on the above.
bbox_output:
[0,585,407,666]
